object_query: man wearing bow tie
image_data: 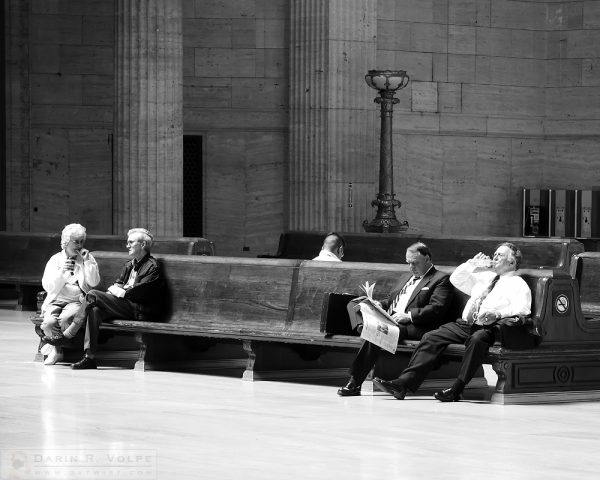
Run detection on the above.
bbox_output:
[337,242,455,396]
[374,242,534,402]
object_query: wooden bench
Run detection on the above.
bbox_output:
[0,232,59,310]
[85,234,215,256]
[31,251,600,404]
[0,232,214,310]
[570,251,600,321]
[259,231,583,271]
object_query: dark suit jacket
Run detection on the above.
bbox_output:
[380,267,454,331]
[115,253,166,321]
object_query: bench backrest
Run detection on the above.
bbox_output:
[0,232,59,283]
[89,252,600,347]
[92,252,299,332]
[265,231,583,271]
[85,235,215,256]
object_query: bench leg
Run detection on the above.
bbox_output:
[133,333,148,371]
[241,340,354,382]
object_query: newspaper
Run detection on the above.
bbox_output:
[358,281,400,354]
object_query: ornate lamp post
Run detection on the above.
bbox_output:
[363,70,410,233]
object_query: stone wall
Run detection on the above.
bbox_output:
[182,0,288,255]
[376,0,600,236]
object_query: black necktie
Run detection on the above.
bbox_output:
[466,275,499,325]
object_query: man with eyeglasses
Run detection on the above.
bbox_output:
[337,242,455,397]
[373,242,536,402]
[64,227,166,370]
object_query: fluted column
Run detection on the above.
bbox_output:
[289,0,377,231]
[114,0,183,236]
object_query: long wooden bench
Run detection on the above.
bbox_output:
[0,232,59,310]
[570,251,600,321]
[259,231,583,271]
[0,232,214,310]
[31,251,600,404]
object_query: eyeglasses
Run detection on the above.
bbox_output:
[126,240,140,246]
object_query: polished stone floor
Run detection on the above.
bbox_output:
[1,305,600,480]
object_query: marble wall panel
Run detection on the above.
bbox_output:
[194,48,256,77]
[31,106,113,128]
[59,46,113,75]
[31,45,60,73]
[476,56,546,87]
[433,53,448,82]
[68,129,113,233]
[439,113,488,135]
[183,19,232,48]
[545,59,583,87]
[82,15,114,45]
[395,134,444,234]
[544,118,600,136]
[394,112,440,134]
[441,136,478,235]
[462,84,545,116]
[546,86,600,117]
[184,108,287,131]
[377,21,411,51]
[448,54,476,83]
[564,29,600,58]
[184,77,231,108]
[487,116,544,137]
[232,19,257,49]
[30,129,71,231]
[231,79,288,109]
[31,74,82,105]
[82,75,114,106]
[491,0,548,30]
[438,83,462,113]
[412,81,438,112]
[583,59,600,86]
[410,22,448,53]
[327,181,376,233]
[390,51,433,82]
[448,0,480,26]
[584,1,600,28]
[193,0,255,19]
[448,25,476,55]
[31,0,114,16]
[257,48,288,78]
[256,0,289,19]
[30,15,82,45]
[256,19,287,48]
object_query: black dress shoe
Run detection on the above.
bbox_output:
[337,380,361,397]
[42,332,66,346]
[373,377,407,400]
[71,357,97,370]
[434,387,461,402]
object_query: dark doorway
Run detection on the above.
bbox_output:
[183,135,203,237]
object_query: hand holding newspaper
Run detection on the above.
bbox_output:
[357,281,401,353]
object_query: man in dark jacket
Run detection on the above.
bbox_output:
[70,228,166,370]
[337,242,454,396]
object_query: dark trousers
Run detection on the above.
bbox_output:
[395,321,531,392]
[83,289,136,357]
[347,299,427,385]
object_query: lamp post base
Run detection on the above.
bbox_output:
[363,217,409,233]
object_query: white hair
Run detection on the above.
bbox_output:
[60,223,87,249]
[127,228,154,250]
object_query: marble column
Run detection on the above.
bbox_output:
[289,0,377,231]
[114,0,183,236]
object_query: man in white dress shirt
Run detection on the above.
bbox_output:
[374,242,534,402]
[312,232,345,261]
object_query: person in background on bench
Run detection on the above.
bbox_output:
[37,223,100,365]
[312,232,345,262]
[68,228,166,370]
[338,242,455,396]
[374,242,532,402]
